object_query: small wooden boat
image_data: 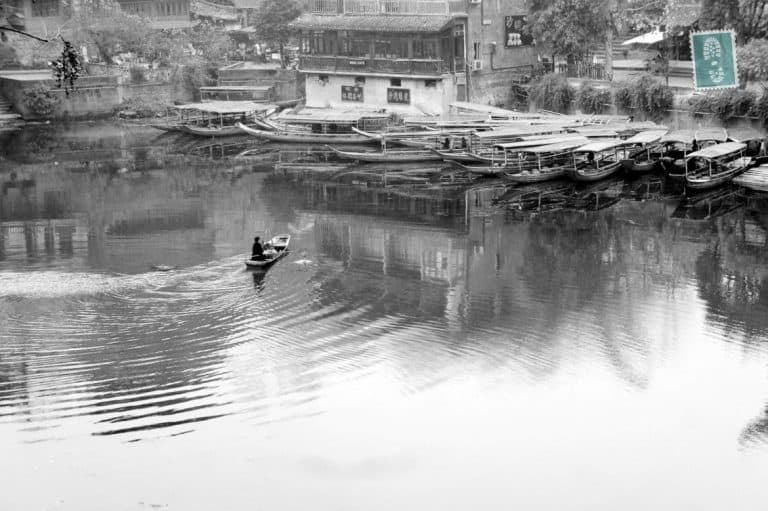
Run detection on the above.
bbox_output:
[149,123,187,133]
[431,148,486,163]
[684,142,752,190]
[659,130,695,180]
[245,234,291,269]
[505,139,589,183]
[237,123,376,144]
[727,127,768,165]
[619,130,667,172]
[326,145,442,163]
[451,161,507,176]
[733,164,768,192]
[694,127,729,148]
[567,140,627,182]
[185,125,251,137]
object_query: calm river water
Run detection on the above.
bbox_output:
[2,123,768,511]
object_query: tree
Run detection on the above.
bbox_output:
[251,0,302,68]
[739,0,768,42]
[528,0,611,64]
[1,3,82,91]
[699,0,740,31]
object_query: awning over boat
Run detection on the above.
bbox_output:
[474,126,568,140]
[572,127,619,138]
[623,130,668,145]
[622,30,665,46]
[172,101,275,114]
[494,135,586,150]
[694,127,729,143]
[575,140,625,153]
[660,130,695,145]
[277,109,392,124]
[726,127,765,143]
[686,142,746,159]
[524,139,592,153]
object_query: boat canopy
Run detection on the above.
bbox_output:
[575,139,625,153]
[494,136,587,151]
[277,109,391,124]
[524,139,593,153]
[686,142,746,159]
[623,130,668,145]
[172,101,273,114]
[694,127,729,142]
[660,130,695,145]
[727,127,765,143]
[473,126,568,140]
[571,127,620,138]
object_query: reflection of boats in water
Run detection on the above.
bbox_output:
[245,234,291,269]
[570,178,624,211]
[671,187,743,220]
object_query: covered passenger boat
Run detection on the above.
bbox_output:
[659,130,695,179]
[504,139,592,183]
[694,127,729,148]
[619,130,667,172]
[684,142,752,190]
[156,101,277,137]
[568,140,627,182]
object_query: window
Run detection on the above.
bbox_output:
[318,75,329,84]
[340,33,371,58]
[425,80,437,87]
[355,76,366,85]
[32,0,58,17]
[390,78,401,86]
[413,38,438,59]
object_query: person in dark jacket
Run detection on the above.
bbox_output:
[251,237,265,260]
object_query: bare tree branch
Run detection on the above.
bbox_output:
[0,25,50,42]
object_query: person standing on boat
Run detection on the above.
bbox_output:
[251,237,265,261]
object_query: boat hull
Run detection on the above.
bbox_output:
[568,161,623,182]
[452,161,506,176]
[328,146,442,163]
[185,125,249,137]
[238,123,376,145]
[505,167,568,183]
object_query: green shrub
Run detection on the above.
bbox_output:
[114,96,168,118]
[170,62,218,101]
[578,85,611,114]
[613,74,673,120]
[23,87,60,119]
[527,73,575,113]
[688,89,757,121]
[750,90,768,125]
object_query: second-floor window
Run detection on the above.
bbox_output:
[32,0,58,17]
[413,38,438,59]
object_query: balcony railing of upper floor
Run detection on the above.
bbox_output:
[308,0,467,15]
[299,54,466,75]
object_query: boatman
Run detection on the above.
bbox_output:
[251,237,265,261]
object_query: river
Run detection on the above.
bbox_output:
[1,122,768,511]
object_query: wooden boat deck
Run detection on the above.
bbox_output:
[734,164,768,192]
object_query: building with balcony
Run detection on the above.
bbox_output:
[292,0,538,113]
[292,0,469,114]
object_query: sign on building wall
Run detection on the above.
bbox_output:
[387,88,411,104]
[504,16,533,47]
[690,30,738,90]
[341,85,364,102]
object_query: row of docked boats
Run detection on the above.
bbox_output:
[311,126,766,191]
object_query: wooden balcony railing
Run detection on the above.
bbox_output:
[308,0,464,15]
[300,55,464,75]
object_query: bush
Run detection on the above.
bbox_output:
[129,65,147,84]
[528,73,575,113]
[170,62,218,101]
[750,90,768,125]
[23,87,60,119]
[613,74,673,120]
[688,89,757,121]
[114,96,168,118]
[737,39,768,84]
[578,85,611,114]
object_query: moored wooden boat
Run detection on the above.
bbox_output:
[326,145,442,163]
[451,161,507,176]
[567,140,627,182]
[684,142,752,190]
[733,164,768,192]
[659,130,695,180]
[237,123,377,144]
[245,234,291,268]
[504,139,589,183]
[619,130,667,172]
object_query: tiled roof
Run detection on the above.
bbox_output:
[290,13,457,33]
